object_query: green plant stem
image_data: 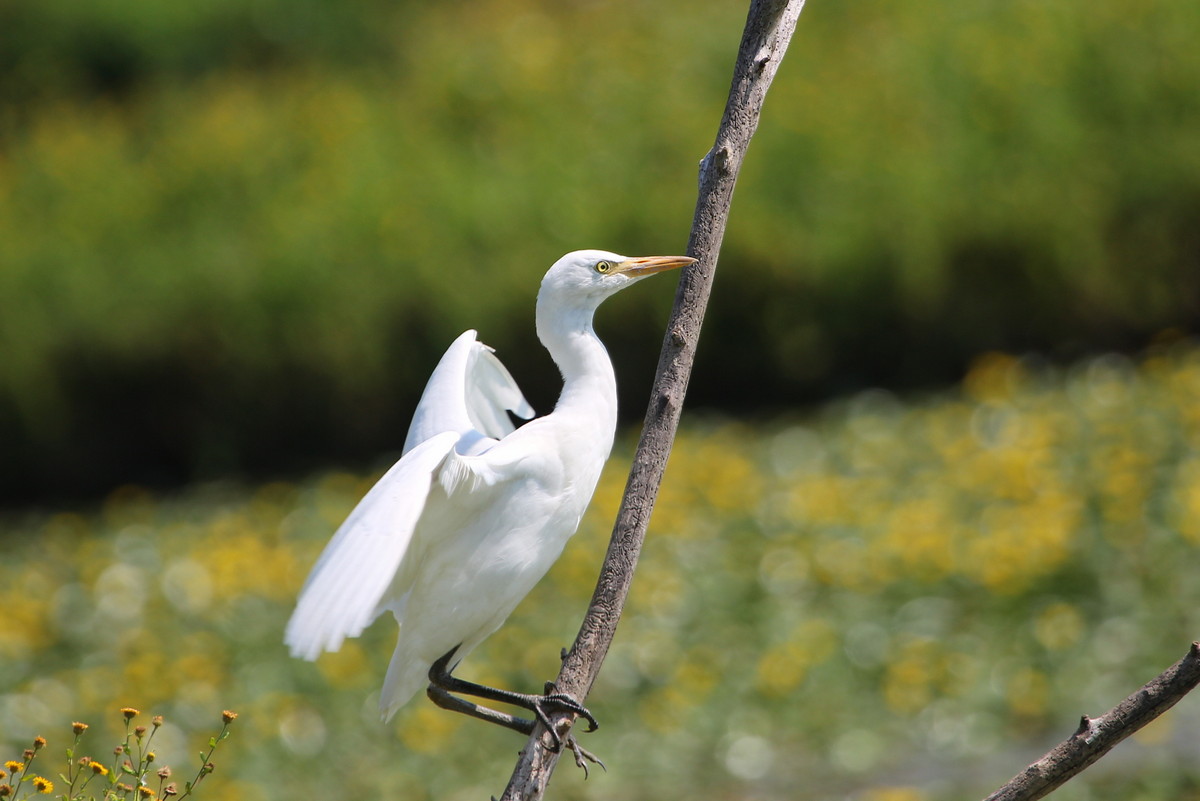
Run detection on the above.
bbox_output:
[174,722,229,801]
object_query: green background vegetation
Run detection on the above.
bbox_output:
[4,348,1200,799]
[3,0,1200,798]
[2,0,1198,501]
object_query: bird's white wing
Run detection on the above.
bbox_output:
[284,430,460,660]
[402,329,535,455]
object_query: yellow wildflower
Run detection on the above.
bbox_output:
[32,776,53,794]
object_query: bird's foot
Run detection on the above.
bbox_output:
[531,683,598,752]
[425,648,600,757]
[564,735,606,778]
[537,683,599,732]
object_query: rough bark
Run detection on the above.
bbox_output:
[982,642,1200,801]
[497,2,807,799]
[491,3,1200,799]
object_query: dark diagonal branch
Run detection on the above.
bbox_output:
[983,642,1200,801]
[497,2,807,799]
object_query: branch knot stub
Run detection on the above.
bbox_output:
[655,391,675,417]
[715,144,734,172]
[984,643,1200,801]
[1076,716,1100,745]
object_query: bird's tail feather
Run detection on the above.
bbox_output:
[380,647,432,722]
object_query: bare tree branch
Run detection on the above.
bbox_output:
[496,2,806,799]
[983,642,1200,801]
[484,5,1200,801]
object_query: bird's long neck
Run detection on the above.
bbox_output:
[536,301,618,441]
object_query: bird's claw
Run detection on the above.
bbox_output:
[529,688,600,754]
[565,735,606,778]
[537,690,599,733]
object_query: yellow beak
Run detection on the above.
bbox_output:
[614,255,698,277]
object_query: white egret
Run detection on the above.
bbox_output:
[285,249,696,749]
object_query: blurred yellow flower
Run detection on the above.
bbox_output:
[864,788,927,801]
[963,352,1023,403]
[672,659,718,701]
[883,638,969,716]
[4,335,1200,797]
[756,619,836,697]
[1007,667,1049,720]
[637,685,692,734]
[398,704,462,754]
[316,642,371,689]
[755,642,811,697]
[878,497,957,581]
[1033,603,1085,651]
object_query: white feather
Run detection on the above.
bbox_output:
[402,330,534,456]
[284,430,459,660]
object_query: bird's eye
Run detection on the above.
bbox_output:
[594,260,612,274]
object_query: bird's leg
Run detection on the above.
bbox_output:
[427,647,599,753]
[427,684,605,777]
[425,684,535,735]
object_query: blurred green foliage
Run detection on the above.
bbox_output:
[2,0,1199,501]
[3,343,1200,799]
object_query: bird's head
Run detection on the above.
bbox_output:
[537,250,697,313]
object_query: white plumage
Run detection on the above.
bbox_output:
[285,249,695,721]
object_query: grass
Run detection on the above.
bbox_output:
[4,0,1200,501]
[3,340,1200,799]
